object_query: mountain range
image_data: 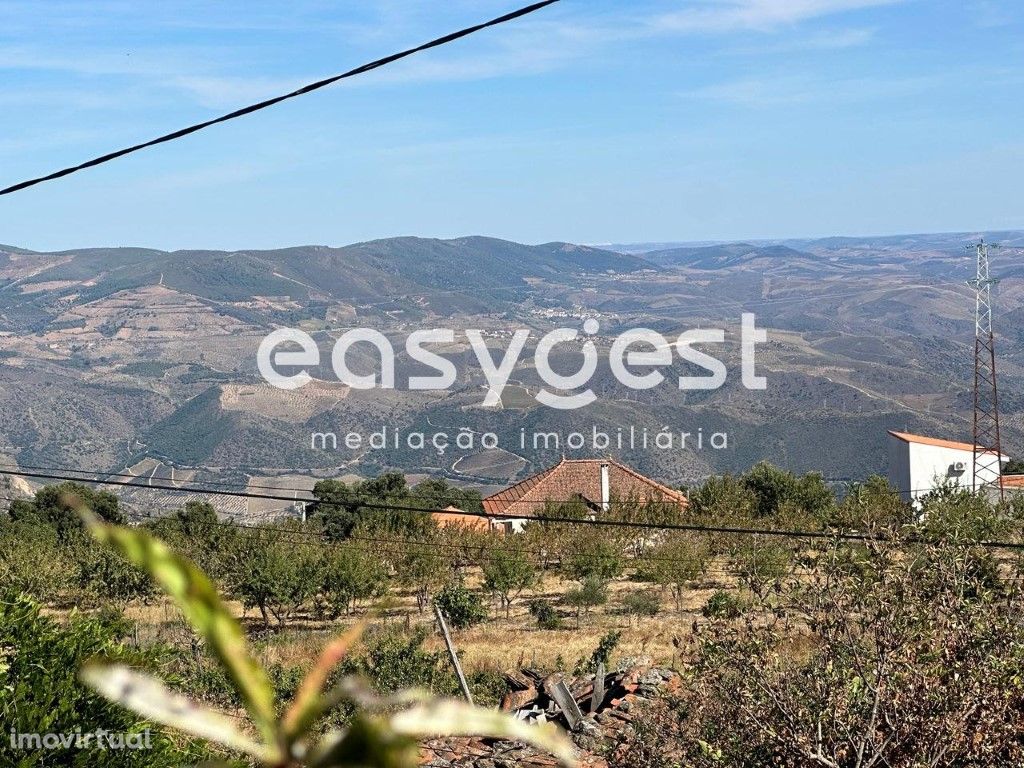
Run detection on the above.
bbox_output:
[1,230,1021,517]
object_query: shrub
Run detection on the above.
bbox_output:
[0,595,204,767]
[639,523,1024,767]
[433,580,487,629]
[355,626,457,696]
[701,589,743,620]
[528,599,564,630]
[574,630,621,675]
[467,664,512,708]
[619,590,660,622]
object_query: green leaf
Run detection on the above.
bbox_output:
[81,663,273,760]
[390,699,576,767]
[282,620,365,743]
[82,510,279,749]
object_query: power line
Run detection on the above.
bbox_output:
[0,462,324,495]
[0,460,692,508]
[0,459,1005,510]
[0,1,560,197]
[3,466,1023,550]
[117,507,758,569]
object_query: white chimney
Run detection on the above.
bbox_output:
[600,462,610,512]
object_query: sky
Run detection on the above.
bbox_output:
[0,0,1022,251]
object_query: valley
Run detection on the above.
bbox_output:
[1,231,1022,518]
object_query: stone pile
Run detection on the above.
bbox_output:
[419,664,680,768]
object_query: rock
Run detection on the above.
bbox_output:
[419,662,682,766]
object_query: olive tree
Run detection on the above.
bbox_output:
[482,544,538,618]
[225,524,324,626]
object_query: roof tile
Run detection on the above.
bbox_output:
[483,458,686,518]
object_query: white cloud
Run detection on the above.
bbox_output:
[167,75,313,110]
[0,0,910,114]
[652,0,904,33]
[683,71,941,106]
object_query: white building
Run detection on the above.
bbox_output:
[887,430,1008,503]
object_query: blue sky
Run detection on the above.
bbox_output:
[1,0,1022,251]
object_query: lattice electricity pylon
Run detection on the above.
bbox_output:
[967,239,1004,499]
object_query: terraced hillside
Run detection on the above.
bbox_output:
[1,231,1021,517]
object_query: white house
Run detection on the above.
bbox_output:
[887,430,1008,503]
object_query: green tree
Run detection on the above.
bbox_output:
[740,462,834,520]
[482,545,538,618]
[76,541,156,607]
[644,534,709,611]
[321,541,388,617]
[226,524,324,625]
[149,500,237,579]
[563,577,608,628]
[561,530,622,584]
[0,519,76,601]
[9,481,123,540]
[311,473,436,539]
[688,473,758,522]
[833,475,912,529]
[433,579,487,629]
[397,532,451,614]
[410,478,483,514]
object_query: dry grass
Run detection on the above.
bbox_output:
[111,565,745,675]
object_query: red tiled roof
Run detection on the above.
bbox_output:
[430,505,490,530]
[999,475,1024,489]
[483,458,687,518]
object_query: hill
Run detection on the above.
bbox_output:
[0,230,1021,516]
